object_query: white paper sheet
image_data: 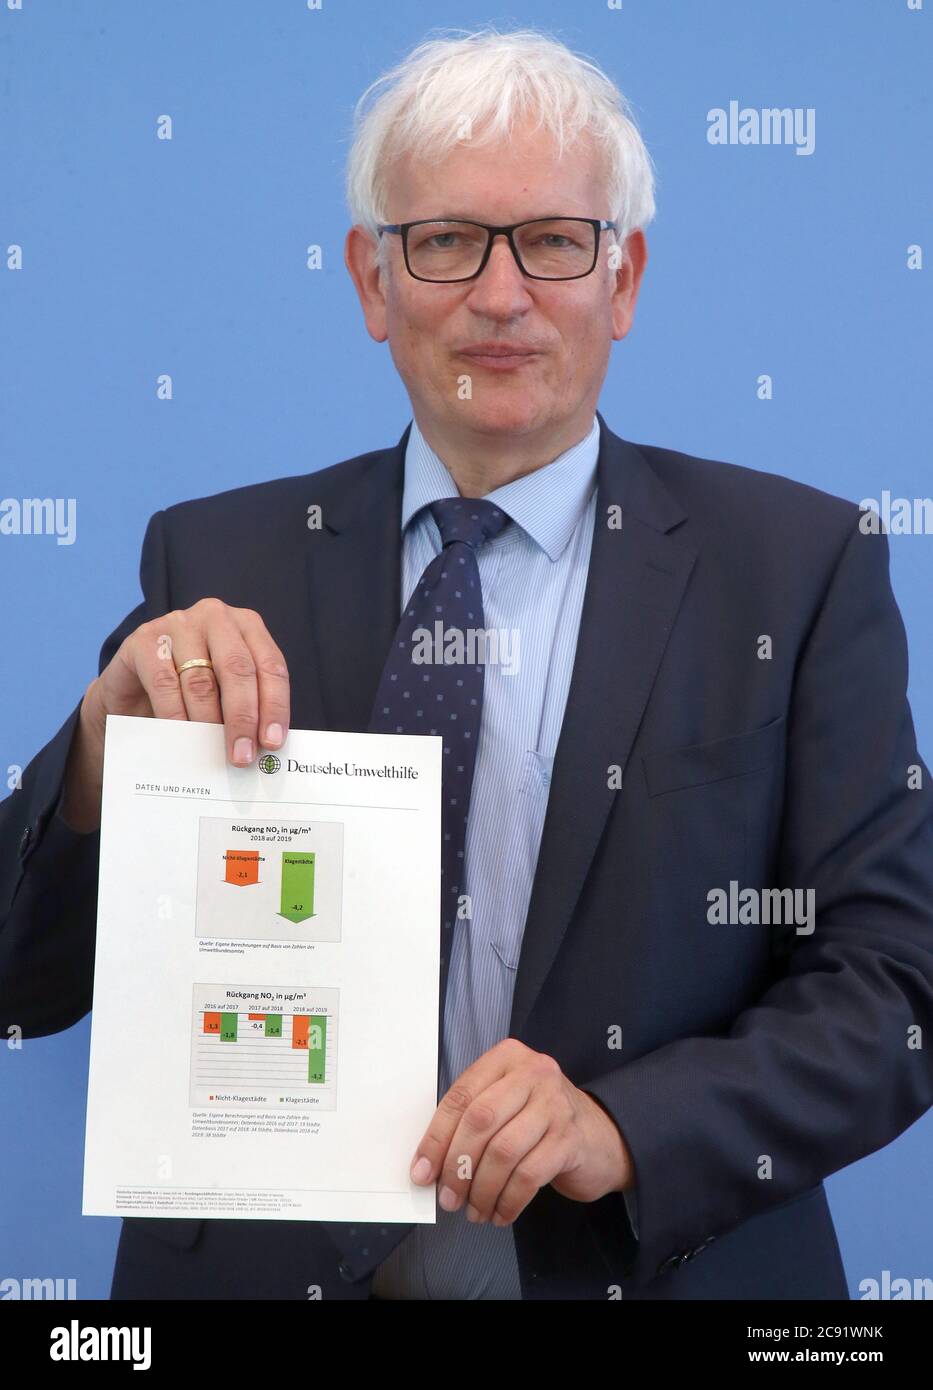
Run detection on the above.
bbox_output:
[82,715,441,1224]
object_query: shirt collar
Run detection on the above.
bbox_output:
[400,414,600,562]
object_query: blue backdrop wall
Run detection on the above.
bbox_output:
[2,0,931,1299]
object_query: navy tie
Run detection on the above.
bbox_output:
[370,496,511,1007]
[322,495,511,1285]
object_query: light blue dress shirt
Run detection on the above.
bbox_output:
[370,412,634,1299]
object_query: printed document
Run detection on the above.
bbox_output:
[82,715,441,1223]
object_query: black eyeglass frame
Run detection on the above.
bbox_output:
[375,217,620,283]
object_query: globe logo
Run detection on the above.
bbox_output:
[258,753,281,775]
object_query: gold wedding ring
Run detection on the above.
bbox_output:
[176,658,214,676]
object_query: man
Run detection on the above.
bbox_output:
[2,30,933,1301]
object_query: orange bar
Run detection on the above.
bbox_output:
[204,1011,222,1034]
[291,1015,310,1050]
[225,849,260,886]
[247,1012,265,1021]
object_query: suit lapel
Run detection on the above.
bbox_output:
[301,425,410,731]
[508,414,698,1038]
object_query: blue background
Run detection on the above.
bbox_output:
[1,0,930,1298]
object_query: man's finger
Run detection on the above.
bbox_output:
[409,1039,526,1181]
[457,1098,551,1221]
[434,1071,537,1211]
[490,1133,569,1227]
[235,607,290,750]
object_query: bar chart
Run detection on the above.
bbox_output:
[195,816,343,942]
[189,982,339,1109]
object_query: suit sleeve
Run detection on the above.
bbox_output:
[0,510,171,1039]
[582,518,933,1289]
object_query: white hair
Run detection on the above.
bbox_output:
[345,26,657,273]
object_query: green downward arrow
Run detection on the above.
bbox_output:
[279,851,316,923]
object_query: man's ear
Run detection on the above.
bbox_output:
[610,229,648,343]
[345,225,389,343]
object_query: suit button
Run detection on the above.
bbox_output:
[19,825,33,858]
[338,1260,354,1282]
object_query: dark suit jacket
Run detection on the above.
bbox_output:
[3,412,933,1300]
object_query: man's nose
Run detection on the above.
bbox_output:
[464,235,533,311]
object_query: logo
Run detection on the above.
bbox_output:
[258,754,281,775]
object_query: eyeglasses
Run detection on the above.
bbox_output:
[376,217,619,282]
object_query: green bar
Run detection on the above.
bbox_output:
[265,1014,282,1038]
[307,1015,327,1084]
[280,852,315,923]
[219,1012,238,1042]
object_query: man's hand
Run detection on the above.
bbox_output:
[409,1038,635,1226]
[61,597,290,834]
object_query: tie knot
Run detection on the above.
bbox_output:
[429,497,511,551]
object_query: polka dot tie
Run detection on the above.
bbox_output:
[369,496,511,1002]
[321,495,511,1285]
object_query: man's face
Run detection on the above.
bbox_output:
[346,120,646,451]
